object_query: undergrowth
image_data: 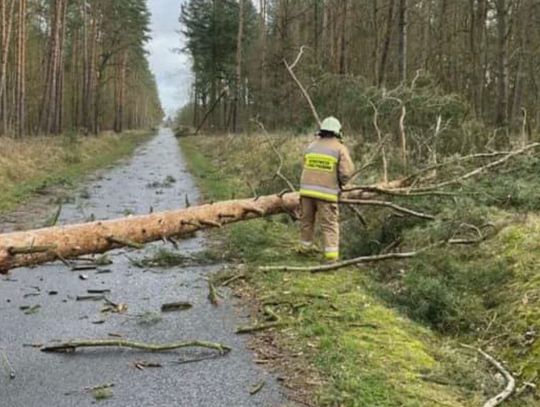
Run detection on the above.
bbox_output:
[178,133,540,406]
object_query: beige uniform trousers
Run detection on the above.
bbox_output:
[300,197,339,260]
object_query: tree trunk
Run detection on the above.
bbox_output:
[0,0,15,134]
[0,193,299,272]
[114,50,127,133]
[372,0,380,82]
[338,0,348,75]
[421,0,432,70]
[232,0,244,133]
[495,0,508,126]
[0,180,407,273]
[509,0,529,128]
[39,0,66,135]
[54,0,68,134]
[378,0,396,87]
[398,0,408,84]
[15,0,26,138]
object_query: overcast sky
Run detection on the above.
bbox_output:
[146,0,191,118]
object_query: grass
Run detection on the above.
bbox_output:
[0,130,152,213]
[179,134,526,406]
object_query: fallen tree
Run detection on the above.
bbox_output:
[1,140,538,273]
[0,193,297,273]
[0,184,402,273]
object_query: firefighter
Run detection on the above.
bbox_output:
[299,117,355,262]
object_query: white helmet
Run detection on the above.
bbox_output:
[319,116,342,137]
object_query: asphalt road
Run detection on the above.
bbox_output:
[0,129,288,407]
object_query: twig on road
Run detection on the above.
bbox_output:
[1,349,15,379]
[41,339,231,355]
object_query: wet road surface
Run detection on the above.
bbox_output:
[0,129,288,407]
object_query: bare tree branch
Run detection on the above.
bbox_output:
[289,45,307,70]
[260,245,438,273]
[340,199,435,220]
[252,118,297,192]
[410,142,540,192]
[368,100,388,183]
[284,46,321,126]
[41,339,231,354]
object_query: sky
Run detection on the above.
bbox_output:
[146,0,192,118]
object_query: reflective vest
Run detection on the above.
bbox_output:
[300,137,354,203]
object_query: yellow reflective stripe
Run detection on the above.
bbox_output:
[299,189,338,202]
[325,251,339,260]
[304,153,337,172]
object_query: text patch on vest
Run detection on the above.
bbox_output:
[304,153,337,172]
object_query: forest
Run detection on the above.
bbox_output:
[0,0,163,137]
[178,0,540,145]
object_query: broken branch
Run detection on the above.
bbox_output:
[260,244,443,273]
[340,199,435,220]
[236,321,288,334]
[284,46,321,126]
[367,100,388,183]
[41,339,231,354]
[461,344,515,407]
[252,118,297,192]
[1,349,15,380]
[410,143,540,192]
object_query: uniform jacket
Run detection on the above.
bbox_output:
[300,136,355,202]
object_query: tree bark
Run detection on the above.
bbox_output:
[15,0,26,138]
[114,50,127,133]
[0,193,298,272]
[0,180,408,273]
[378,0,396,87]
[232,0,244,133]
[495,0,509,126]
[398,0,408,84]
[0,0,15,134]
[39,0,66,135]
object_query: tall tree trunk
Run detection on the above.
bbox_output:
[495,0,509,126]
[510,0,529,128]
[0,0,15,135]
[421,0,432,70]
[372,0,380,83]
[258,0,267,95]
[83,5,97,134]
[114,50,127,133]
[338,0,348,75]
[53,0,68,134]
[15,0,26,138]
[398,0,408,84]
[470,0,487,117]
[378,0,396,87]
[233,0,244,133]
[0,0,14,100]
[39,0,66,134]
